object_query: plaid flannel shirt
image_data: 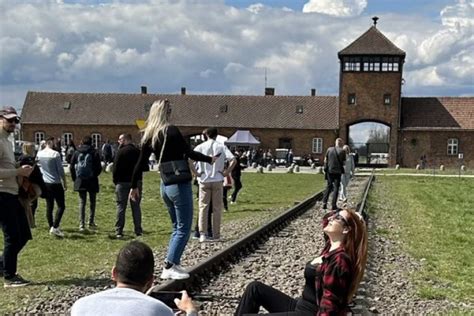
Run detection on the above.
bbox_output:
[316,212,353,315]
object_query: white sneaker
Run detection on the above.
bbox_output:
[160,266,190,280]
[199,234,207,243]
[49,227,64,238]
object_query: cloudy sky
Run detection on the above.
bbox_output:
[1,0,473,110]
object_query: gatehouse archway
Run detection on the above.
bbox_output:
[348,121,391,167]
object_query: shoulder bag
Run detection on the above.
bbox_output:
[158,127,192,185]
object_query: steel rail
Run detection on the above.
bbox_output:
[151,189,324,294]
[151,174,375,299]
[356,172,375,218]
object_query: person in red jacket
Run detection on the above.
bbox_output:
[235,208,368,316]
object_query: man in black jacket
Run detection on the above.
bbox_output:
[70,136,102,231]
[113,134,143,238]
[322,138,346,210]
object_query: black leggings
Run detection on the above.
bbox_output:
[235,281,313,316]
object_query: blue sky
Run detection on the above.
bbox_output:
[1,0,472,109]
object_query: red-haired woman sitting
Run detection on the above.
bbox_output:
[235,208,368,316]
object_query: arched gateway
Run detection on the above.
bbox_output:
[348,121,390,167]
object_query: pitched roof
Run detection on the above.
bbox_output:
[21,91,339,130]
[338,26,405,57]
[401,97,474,130]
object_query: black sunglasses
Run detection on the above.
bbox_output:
[5,117,20,124]
[331,210,349,227]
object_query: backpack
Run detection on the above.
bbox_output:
[75,152,94,179]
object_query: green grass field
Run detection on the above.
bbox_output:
[0,172,324,312]
[367,176,474,303]
[368,167,473,176]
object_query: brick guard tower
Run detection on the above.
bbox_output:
[338,17,406,167]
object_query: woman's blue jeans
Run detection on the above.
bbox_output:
[160,181,193,265]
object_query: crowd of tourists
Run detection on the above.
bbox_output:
[1,102,367,315]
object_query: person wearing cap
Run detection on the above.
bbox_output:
[0,106,34,287]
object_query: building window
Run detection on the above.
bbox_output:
[447,138,458,155]
[63,133,73,146]
[34,132,45,145]
[383,94,392,106]
[348,93,356,105]
[279,138,292,149]
[91,133,101,149]
[296,105,304,114]
[312,138,323,154]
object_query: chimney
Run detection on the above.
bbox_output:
[141,86,147,94]
[265,87,275,96]
[181,87,186,95]
[311,89,316,96]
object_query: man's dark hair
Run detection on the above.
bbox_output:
[122,133,132,142]
[82,136,92,146]
[115,241,154,286]
[205,127,218,140]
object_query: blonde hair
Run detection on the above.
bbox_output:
[141,100,170,149]
[343,145,351,153]
[22,142,36,157]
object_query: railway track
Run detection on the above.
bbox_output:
[150,174,374,315]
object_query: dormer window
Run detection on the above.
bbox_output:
[63,101,71,110]
[296,105,304,114]
[219,104,228,113]
[144,103,152,112]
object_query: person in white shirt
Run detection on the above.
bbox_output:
[36,137,67,237]
[194,128,236,242]
[71,241,198,316]
[339,145,355,203]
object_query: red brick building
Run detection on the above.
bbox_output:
[20,20,473,168]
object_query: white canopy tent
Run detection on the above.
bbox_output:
[225,130,260,148]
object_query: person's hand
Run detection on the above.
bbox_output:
[311,256,323,265]
[211,156,219,164]
[222,169,230,177]
[174,291,197,315]
[17,165,33,177]
[129,188,140,201]
[63,184,68,191]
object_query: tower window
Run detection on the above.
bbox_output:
[383,94,392,106]
[348,93,356,105]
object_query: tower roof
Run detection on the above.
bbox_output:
[338,26,406,57]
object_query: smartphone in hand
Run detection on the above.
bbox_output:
[148,291,182,310]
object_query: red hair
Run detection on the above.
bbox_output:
[342,209,368,301]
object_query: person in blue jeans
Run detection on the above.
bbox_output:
[130,99,216,280]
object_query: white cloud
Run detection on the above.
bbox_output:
[200,69,216,78]
[0,0,472,107]
[32,35,56,56]
[302,0,367,17]
[247,3,265,14]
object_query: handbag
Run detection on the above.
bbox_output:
[158,127,192,185]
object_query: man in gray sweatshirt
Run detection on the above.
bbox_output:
[0,106,33,287]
